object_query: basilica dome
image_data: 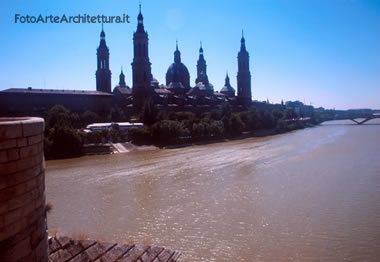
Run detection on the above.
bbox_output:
[166,43,190,91]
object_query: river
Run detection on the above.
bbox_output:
[46,119,380,261]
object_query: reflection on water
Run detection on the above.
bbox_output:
[46,119,380,261]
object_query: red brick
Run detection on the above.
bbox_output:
[31,224,46,248]
[7,165,42,187]
[0,216,28,241]
[0,235,32,261]
[0,182,27,202]
[28,134,43,145]
[17,138,28,147]
[22,121,44,137]
[0,139,17,150]
[1,198,38,227]
[0,161,17,176]
[7,186,40,211]
[0,201,8,215]
[25,174,42,191]
[0,151,7,163]
[0,177,7,190]
[0,123,22,140]
[25,205,45,228]
[20,144,40,159]
[16,153,43,172]
[7,148,19,161]
[33,232,48,259]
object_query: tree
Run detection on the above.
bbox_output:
[141,98,157,126]
[46,105,72,130]
[81,110,99,126]
[45,125,83,159]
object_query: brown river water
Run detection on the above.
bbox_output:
[46,119,380,261]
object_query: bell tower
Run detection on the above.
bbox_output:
[132,4,152,108]
[195,42,209,85]
[96,25,112,93]
[237,31,252,106]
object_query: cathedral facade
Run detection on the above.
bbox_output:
[108,5,252,110]
[0,5,252,115]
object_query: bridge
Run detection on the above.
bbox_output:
[348,113,380,125]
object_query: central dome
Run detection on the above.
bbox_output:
[166,62,190,90]
[166,42,190,91]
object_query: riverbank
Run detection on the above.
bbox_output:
[83,122,313,154]
[161,128,278,150]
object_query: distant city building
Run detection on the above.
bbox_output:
[286,100,314,117]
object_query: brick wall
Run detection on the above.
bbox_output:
[0,117,48,262]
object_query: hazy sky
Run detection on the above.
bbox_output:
[0,0,379,109]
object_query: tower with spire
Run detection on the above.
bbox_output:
[237,31,252,106]
[132,4,152,108]
[96,25,112,93]
[118,67,127,88]
[195,42,209,85]
[220,72,235,97]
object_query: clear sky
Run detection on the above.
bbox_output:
[0,0,379,110]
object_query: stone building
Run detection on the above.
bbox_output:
[0,4,253,116]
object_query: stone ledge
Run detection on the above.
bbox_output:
[48,235,181,262]
[0,117,44,140]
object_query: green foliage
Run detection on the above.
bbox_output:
[141,98,157,126]
[128,127,151,145]
[275,119,289,133]
[152,120,189,144]
[44,105,84,159]
[230,114,245,136]
[81,110,99,126]
[108,106,127,122]
[46,105,72,130]
[45,125,83,159]
[84,130,103,144]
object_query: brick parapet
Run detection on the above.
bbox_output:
[0,117,47,262]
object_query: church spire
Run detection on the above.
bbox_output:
[119,66,127,88]
[225,71,230,84]
[137,3,144,32]
[99,24,107,47]
[174,40,181,63]
[240,29,246,51]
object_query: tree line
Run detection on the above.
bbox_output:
[41,101,328,159]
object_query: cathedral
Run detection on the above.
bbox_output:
[98,5,252,109]
[0,5,252,115]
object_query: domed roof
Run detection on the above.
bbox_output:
[166,62,190,89]
[166,41,191,90]
[220,73,235,96]
[220,85,235,93]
